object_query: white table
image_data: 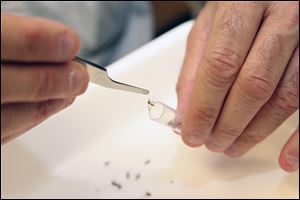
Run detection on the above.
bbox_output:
[1,21,299,199]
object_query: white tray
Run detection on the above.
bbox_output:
[1,21,299,199]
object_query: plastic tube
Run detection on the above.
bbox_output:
[148,100,181,134]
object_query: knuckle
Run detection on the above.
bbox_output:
[204,46,241,85]
[192,105,217,129]
[238,66,276,101]
[272,85,299,113]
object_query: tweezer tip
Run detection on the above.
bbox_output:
[142,89,150,95]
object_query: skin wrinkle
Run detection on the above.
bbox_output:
[273,89,299,112]
[1,2,299,173]
[237,66,277,102]
[203,52,240,85]
[179,2,298,173]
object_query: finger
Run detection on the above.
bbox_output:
[224,47,299,157]
[279,128,299,172]
[206,3,299,152]
[1,13,80,62]
[1,61,89,103]
[1,97,75,145]
[177,2,216,115]
[182,2,266,147]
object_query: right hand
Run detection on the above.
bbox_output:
[1,13,89,145]
[176,2,299,172]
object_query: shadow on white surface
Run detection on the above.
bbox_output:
[1,21,299,199]
[1,142,98,199]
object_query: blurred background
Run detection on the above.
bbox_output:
[153,1,203,36]
[1,1,205,66]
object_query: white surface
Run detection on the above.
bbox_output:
[1,21,299,199]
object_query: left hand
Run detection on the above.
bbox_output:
[177,2,299,172]
[1,13,89,145]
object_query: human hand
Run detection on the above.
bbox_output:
[1,13,89,144]
[177,2,299,172]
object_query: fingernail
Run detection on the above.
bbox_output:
[59,32,74,59]
[185,134,204,146]
[285,154,299,168]
[69,69,84,95]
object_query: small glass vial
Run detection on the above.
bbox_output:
[148,100,181,134]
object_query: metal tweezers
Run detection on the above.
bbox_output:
[75,57,149,95]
